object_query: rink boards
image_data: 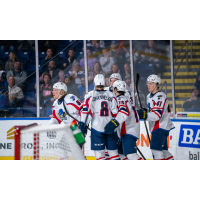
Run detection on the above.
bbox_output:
[0,118,200,160]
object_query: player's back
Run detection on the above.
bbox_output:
[87,89,118,132]
[116,95,140,139]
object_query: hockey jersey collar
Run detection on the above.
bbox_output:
[58,94,67,104]
[96,89,106,91]
[150,91,160,98]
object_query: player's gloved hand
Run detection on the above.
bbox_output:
[137,109,147,120]
[77,122,88,136]
[104,119,120,134]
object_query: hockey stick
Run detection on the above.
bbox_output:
[63,100,91,131]
[136,147,146,160]
[136,73,151,143]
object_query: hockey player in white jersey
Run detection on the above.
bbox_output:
[105,73,134,105]
[49,82,83,125]
[104,80,142,160]
[137,75,175,160]
[78,74,120,160]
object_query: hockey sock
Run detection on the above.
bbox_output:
[162,150,174,160]
[127,153,142,160]
[151,149,165,160]
[94,150,106,160]
[107,150,120,160]
[105,151,111,160]
[119,154,128,160]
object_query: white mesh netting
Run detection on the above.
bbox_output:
[19,124,85,160]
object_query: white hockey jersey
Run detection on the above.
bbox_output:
[146,91,175,133]
[105,86,134,107]
[115,95,140,139]
[81,89,118,132]
[49,94,83,125]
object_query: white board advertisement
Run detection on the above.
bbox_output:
[0,118,200,160]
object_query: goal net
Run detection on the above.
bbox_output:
[15,124,85,160]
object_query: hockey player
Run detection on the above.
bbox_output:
[104,80,142,160]
[49,82,83,125]
[104,73,135,159]
[105,73,134,105]
[78,74,120,160]
[137,74,175,160]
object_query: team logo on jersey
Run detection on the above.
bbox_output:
[47,131,57,139]
[58,109,67,118]
[178,124,200,148]
[70,96,75,101]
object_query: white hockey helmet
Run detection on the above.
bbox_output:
[109,73,122,81]
[113,80,126,92]
[147,74,161,85]
[53,82,68,92]
[94,74,105,86]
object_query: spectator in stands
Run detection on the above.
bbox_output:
[110,41,122,62]
[39,73,53,106]
[40,48,59,72]
[44,97,55,117]
[5,52,19,72]
[88,62,105,83]
[78,76,94,101]
[79,48,98,71]
[99,48,116,74]
[0,71,8,92]
[39,60,65,84]
[125,74,131,87]
[6,59,27,91]
[138,40,161,76]
[64,76,79,97]
[111,64,120,75]
[105,75,110,87]
[62,48,77,72]
[123,63,131,80]
[91,40,102,58]
[7,75,24,107]
[65,62,84,85]
[195,69,200,90]
[0,71,9,109]
[182,87,200,112]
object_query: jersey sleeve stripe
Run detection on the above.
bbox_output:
[152,110,161,118]
[119,110,129,116]
[52,110,62,124]
[111,113,117,117]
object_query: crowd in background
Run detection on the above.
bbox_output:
[3,40,198,117]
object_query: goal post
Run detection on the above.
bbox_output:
[14,124,86,160]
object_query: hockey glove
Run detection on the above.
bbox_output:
[104,119,120,134]
[137,109,147,120]
[77,122,88,136]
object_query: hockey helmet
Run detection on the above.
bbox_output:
[53,82,67,92]
[94,74,105,86]
[147,74,161,85]
[109,73,122,81]
[113,80,126,92]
